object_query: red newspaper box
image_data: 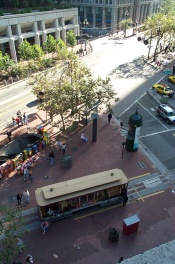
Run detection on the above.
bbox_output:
[123,215,140,235]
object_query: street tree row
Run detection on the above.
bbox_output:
[29,55,119,130]
[142,0,175,60]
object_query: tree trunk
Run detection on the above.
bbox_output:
[60,113,65,131]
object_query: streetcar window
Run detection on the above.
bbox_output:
[80,195,87,204]
[71,197,79,206]
[88,193,94,201]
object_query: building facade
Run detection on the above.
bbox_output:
[0,8,79,62]
[62,0,163,32]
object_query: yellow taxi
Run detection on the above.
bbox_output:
[168,76,175,84]
[152,83,174,97]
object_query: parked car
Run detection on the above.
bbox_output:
[152,83,174,97]
[168,75,175,84]
[157,104,175,124]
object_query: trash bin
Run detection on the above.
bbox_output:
[109,228,119,242]
[61,155,72,169]
[161,95,169,104]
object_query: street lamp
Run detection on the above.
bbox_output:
[124,10,129,38]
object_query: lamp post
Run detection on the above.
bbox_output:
[91,112,99,142]
[124,10,129,38]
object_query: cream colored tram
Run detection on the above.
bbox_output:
[35,169,128,221]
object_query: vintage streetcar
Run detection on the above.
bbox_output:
[35,169,128,221]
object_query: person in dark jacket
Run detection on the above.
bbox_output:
[108,113,112,123]
[49,150,55,165]
[122,195,128,206]
[17,193,22,205]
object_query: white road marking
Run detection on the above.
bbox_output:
[140,128,175,138]
[0,90,31,107]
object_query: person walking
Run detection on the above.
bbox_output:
[26,254,34,263]
[7,131,12,142]
[122,195,128,206]
[16,238,25,252]
[23,112,28,125]
[62,143,67,155]
[23,190,30,204]
[17,193,22,205]
[12,117,16,126]
[28,169,34,182]
[16,116,20,127]
[81,132,85,143]
[49,149,55,165]
[108,113,112,123]
[23,166,29,181]
[57,140,62,149]
[41,220,49,234]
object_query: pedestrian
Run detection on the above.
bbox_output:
[57,140,62,149]
[41,220,49,234]
[17,110,21,117]
[23,166,29,181]
[49,149,55,165]
[62,143,67,155]
[28,169,34,182]
[17,193,22,205]
[108,113,112,123]
[118,257,124,263]
[81,132,85,143]
[23,112,28,125]
[12,117,16,126]
[15,116,20,127]
[6,130,12,142]
[122,195,128,206]
[26,254,34,263]
[23,190,30,204]
[16,237,25,252]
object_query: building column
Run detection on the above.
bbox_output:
[140,5,144,24]
[62,27,66,43]
[41,20,47,43]
[32,22,40,46]
[84,6,87,20]
[54,18,60,39]
[102,8,106,29]
[16,24,23,47]
[135,4,141,24]
[92,7,96,28]
[9,39,17,63]
[143,4,148,21]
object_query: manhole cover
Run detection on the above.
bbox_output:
[136,162,146,169]
[44,175,49,180]
[71,146,79,152]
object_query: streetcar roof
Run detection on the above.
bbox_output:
[35,169,128,206]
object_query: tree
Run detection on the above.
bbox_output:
[32,44,44,58]
[43,35,58,53]
[0,52,14,71]
[18,40,34,61]
[29,56,119,130]
[66,30,76,49]
[0,205,26,264]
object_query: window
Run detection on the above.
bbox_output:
[88,193,94,201]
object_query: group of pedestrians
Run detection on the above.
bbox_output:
[17,190,30,206]
[12,110,28,127]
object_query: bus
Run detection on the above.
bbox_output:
[35,169,128,221]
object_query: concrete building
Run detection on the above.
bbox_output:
[62,0,163,32]
[0,8,79,62]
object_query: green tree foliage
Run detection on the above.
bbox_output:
[160,0,175,16]
[18,40,45,60]
[43,35,58,53]
[29,56,119,130]
[119,18,133,31]
[32,44,44,58]
[66,30,76,48]
[0,51,14,71]
[18,40,34,60]
[0,205,26,264]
